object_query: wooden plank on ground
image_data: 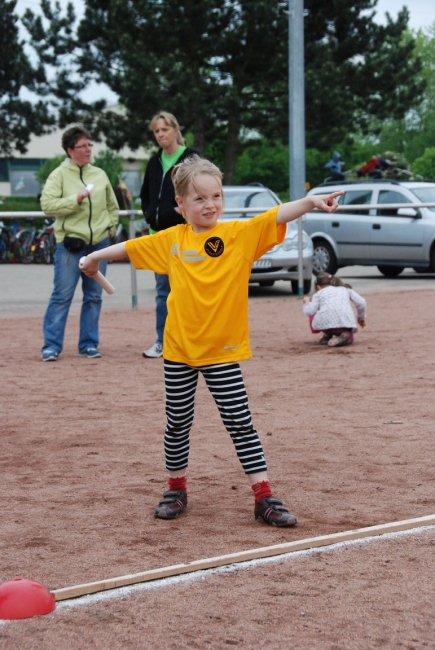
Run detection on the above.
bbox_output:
[52,514,435,602]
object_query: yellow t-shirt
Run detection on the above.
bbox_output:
[126,206,284,366]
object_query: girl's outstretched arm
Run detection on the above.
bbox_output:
[80,242,128,278]
[276,191,344,225]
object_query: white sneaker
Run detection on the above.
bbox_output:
[142,343,163,358]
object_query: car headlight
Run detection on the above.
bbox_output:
[282,234,310,251]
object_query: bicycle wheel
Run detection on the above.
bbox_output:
[45,231,56,264]
[42,235,54,264]
[16,229,34,263]
[39,232,56,264]
[33,240,43,263]
[0,231,9,262]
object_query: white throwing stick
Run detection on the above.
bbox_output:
[79,256,115,295]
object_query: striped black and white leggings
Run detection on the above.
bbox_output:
[164,360,267,475]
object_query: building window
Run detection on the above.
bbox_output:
[10,170,41,196]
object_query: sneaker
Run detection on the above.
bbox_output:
[79,347,102,358]
[154,489,187,519]
[143,343,163,358]
[254,496,298,527]
[327,331,352,348]
[42,349,59,362]
[318,334,333,345]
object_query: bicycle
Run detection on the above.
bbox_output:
[0,220,23,263]
[15,218,56,264]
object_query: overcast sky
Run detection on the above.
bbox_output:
[14,0,435,30]
[14,0,435,104]
[375,0,435,30]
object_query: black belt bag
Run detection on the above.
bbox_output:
[63,235,85,253]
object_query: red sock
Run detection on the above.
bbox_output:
[251,480,272,503]
[168,475,187,492]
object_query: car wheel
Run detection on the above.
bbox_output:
[412,267,429,274]
[312,240,338,275]
[291,279,312,295]
[377,265,404,277]
[258,280,275,287]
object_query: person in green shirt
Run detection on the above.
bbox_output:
[139,112,198,358]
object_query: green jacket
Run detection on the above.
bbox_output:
[41,159,119,245]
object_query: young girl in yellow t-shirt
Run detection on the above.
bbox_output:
[80,155,342,527]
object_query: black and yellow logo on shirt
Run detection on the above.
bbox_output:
[204,237,224,258]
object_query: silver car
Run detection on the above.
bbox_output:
[221,185,313,294]
[304,181,435,276]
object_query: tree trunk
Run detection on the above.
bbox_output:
[223,115,240,185]
[193,115,205,155]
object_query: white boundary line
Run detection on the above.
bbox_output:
[52,514,435,603]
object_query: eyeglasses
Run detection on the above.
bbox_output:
[74,143,94,150]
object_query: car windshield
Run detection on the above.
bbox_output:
[222,189,278,218]
[410,187,435,212]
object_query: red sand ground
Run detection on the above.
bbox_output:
[1,289,434,648]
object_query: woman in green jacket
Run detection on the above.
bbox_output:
[40,124,119,361]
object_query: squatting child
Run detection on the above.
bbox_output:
[302,272,367,347]
[80,155,342,527]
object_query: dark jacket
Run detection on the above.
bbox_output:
[140,147,198,232]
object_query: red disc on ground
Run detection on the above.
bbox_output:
[0,578,55,619]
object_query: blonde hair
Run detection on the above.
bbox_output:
[316,272,352,289]
[149,111,186,146]
[172,155,223,199]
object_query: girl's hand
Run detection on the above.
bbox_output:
[311,191,344,213]
[302,296,311,304]
[358,318,366,328]
[276,191,344,225]
[79,254,99,278]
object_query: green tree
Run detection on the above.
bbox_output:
[301,1,424,149]
[92,149,123,187]
[233,140,289,193]
[0,0,54,155]
[411,147,435,180]
[305,148,328,188]
[23,0,424,184]
[364,23,435,164]
[34,154,66,186]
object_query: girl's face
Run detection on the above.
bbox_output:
[152,118,179,154]
[176,173,223,233]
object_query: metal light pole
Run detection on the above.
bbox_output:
[288,0,306,296]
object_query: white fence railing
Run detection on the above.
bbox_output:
[2,202,435,221]
[2,203,435,307]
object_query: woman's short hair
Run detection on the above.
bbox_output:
[172,155,223,199]
[62,124,92,155]
[149,111,186,146]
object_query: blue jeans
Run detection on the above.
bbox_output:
[42,239,109,354]
[155,272,170,346]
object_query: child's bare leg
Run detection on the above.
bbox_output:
[168,469,187,478]
[248,471,268,485]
